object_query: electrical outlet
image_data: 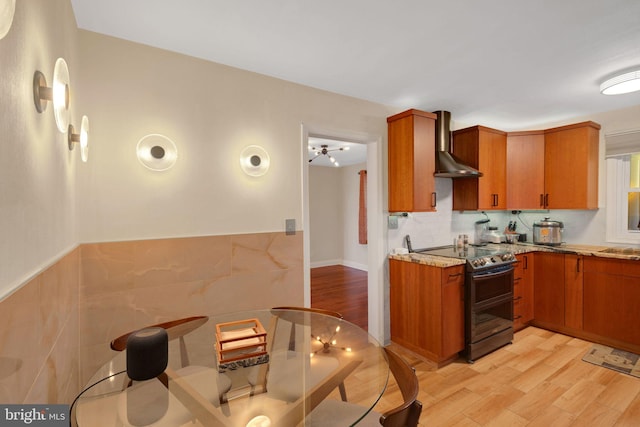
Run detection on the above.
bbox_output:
[285,219,296,235]
[388,215,398,229]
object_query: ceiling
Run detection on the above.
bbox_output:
[71,0,640,132]
[307,137,367,168]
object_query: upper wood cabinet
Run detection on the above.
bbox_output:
[452,126,507,211]
[506,121,600,210]
[506,131,545,210]
[544,121,600,210]
[387,109,437,212]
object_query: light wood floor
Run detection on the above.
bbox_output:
[311,266,640,426]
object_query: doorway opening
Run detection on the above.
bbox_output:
[307,137,368,329]
[301,125,385,343]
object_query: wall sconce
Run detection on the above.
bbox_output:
[33,58,71,132]
[240,145,270,177]
[0,0,16,40]
[136,134,178,171]
[68,115,89,162]
[600,69,640,95]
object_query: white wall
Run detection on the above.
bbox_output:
[309,165,343,265]
[308,162,369,269]
[0,0,80,299]
[387,104,640,251]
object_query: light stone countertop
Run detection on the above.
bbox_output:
[389,243,640,267]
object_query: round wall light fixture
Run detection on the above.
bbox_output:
[600,69,640,95]
[240,145,270,177]
[136,134,178,171]
[33,57,71,132]
[68,115,90,162]
[0,0,16,40]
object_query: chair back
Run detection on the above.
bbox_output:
[379,348,422,427]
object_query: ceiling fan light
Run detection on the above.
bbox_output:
[600,70,640,95]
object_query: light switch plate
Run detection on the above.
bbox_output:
[388,215,398,229]
[285,219,296,235]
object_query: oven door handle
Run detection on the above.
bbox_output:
[471,266,514,281]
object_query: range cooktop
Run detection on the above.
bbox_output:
[415,245,515,270]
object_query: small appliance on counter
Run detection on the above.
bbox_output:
[533,217,564,246]
[482,227,504,243]
[474,218,490,245]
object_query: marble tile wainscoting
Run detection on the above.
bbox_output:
[0,249,81,404]
[0,232,303,404]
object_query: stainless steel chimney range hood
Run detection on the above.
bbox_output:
[433,110,482,178]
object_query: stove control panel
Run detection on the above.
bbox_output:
[469,253,515,269]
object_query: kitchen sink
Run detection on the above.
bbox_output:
[599,247,640,255]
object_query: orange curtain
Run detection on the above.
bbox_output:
[359,170,367,244]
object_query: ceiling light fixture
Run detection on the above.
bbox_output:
[600,69,640,95]
[68,115,90,162]
[33,58,71,132]
[136,134,178,171]
[240,145,270,177]
[0,0,16,40]
[308,144,350,167]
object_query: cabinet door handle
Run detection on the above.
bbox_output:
[544,193,549,207]
[523,255,528,270]
[513,296,522,302]
[540,194,544,208]
[431,192,437,208]
[577,258,581,273]
[514,315,522,320]
[448,273,464,279]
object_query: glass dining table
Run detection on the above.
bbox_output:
[71,309,390,426]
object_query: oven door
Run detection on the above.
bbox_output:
[467,263,515,343]
[468,264,514,306]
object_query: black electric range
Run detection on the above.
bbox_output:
[414,245,516,271]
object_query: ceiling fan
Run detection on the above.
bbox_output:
[308,144,350,167]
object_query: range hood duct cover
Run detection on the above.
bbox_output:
[433,110,482,178]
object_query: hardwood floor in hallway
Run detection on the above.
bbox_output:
[309,265,640,425]
[310,264,368,330]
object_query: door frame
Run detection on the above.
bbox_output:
[301,123,386,343]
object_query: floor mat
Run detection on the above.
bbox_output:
[582,344,640,378]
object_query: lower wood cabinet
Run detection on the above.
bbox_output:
[583,257,640,349]
[513,254,534,331]
[533,252,566,328]
[389,259,464,366]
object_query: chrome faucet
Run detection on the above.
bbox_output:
[405,235,413,253]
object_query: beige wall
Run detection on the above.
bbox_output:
[75,30,391,243]
[0,0,81,405]
[0,0,392,403]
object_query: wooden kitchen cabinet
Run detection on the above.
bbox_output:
[564,254,584,330]
[513,253,534,331]
[533,252,565,328]
[583,257,640,349]
[387,109,438,212]
[452,126,507,211]
[543,121,600,209]
[506,131,545,210]
[533,252,584,331]
[389,259,464,366]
